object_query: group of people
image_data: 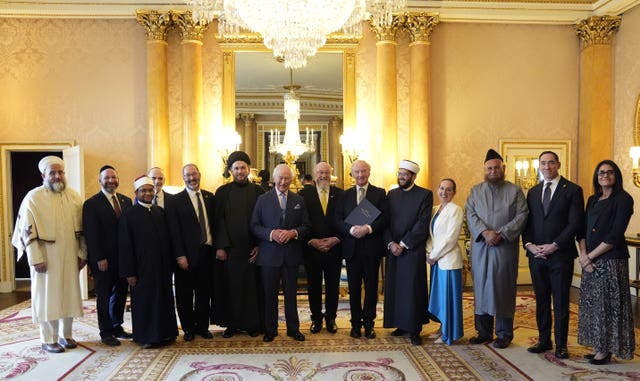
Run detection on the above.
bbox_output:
[11,148,635,365]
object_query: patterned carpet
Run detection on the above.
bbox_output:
[0,293,638,380]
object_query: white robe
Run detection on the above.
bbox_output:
[12,185,86,323]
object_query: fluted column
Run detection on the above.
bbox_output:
[136,10,172,180]
[239,113,256,161]
[329,116,344,188]
[574,16,620,191]
[371,17,402,189]
[402,13,439,188]
[173,11,208,167]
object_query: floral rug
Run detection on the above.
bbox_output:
[0,293,638,380]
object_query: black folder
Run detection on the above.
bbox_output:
[345,198,381,226]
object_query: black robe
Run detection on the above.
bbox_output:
[213,181,265,331]
[383,185,433,333]
[119,203,178,345]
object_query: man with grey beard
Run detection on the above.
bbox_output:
[12,156,87,353]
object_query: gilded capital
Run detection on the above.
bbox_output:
[136,10,172,41]
[172,11,209,41]
[369,15,403,42]
[400,12,439,43]
[574,15,621,47]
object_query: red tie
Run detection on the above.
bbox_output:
[112,195,122,217]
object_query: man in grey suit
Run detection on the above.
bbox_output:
[250,164,311,343]
[523,151,584,359]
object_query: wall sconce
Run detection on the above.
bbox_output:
[514,158,540,191]
[340,131,360,164]
[630,146,640,188]
[216,128,242,180]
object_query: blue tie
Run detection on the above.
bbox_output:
[279,192,287,224]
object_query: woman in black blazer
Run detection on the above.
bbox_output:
[577,160,635,365]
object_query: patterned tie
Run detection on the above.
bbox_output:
[152,194,158,206]
[196,192,207,244]
[112,195,121,217]
[320,189,328,215]
[542,182,552,215]
[279,191,287,223]
[357,187,365,205]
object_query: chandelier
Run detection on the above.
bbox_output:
[187,0,406,69]
[269,70,315,157]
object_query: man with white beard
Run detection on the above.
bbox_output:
[12,156,87,353]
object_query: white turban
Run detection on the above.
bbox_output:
[399,160,420,174]
[134,175,154,191]
[38,156,65,174]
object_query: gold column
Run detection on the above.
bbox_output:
[342,50,356,188]
[173,11,208,167]
[574,16,620,192]
[329,116,344,188]
[371,17,402,189]
[239,113,256,161]
[136,10,172,180]
[402,13,439,188]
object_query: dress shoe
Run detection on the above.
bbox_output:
[197,330,214,339]
[410,334,422,345]
[248,330,260,337]
[527,342,553,353]
[287,331,306,341]
[41,343,65,353]
[364,328,376,339]
[325,320,338,334]
[589,353,611,365]
[101,336,121,346]
[350,328,362,338]
[140,343,156,349]
[584,353,595,360]
[390,328,407,337]
[263,333,275,342]
[310,320,322,333]
[115,330,133,339]
[58,337,77,349]
[555,347,569,359]
[183,332,195,342]
[222,328,237,338]
[469,335,492,345]
[492,338,511,349]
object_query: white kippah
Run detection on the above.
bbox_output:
[399,159,420,174]
[134,175,154,191]
[38,156,65,174]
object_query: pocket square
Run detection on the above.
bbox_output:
[294,204,302,210]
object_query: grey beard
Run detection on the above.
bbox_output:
[45,180,66,192]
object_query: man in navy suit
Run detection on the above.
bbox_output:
[299,162,343,334]
[523,151,584,359]
[82,165,133,346]
[166,164,215,341]
[251,164,311,342]
[334,160,389,339]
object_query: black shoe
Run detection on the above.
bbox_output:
[390,328,407,337]
[101,336,121,346]
[589,353,611,365]
[183,332,195,342]
[527,342,553,353]
[350,328,362,338]
[364,328,376,339]
[469,335,492,345]
[58,337,78,349]
[584,353,595,360]
[310,321,322,334]
[287,331,306,341]
[115,330,133,339]
[492,338,511,349]
[325,319,338,334]
[410,334,422,345]
[140,343,156,349]
[248,330,260,337]
[197,330,213,339]
[555,347,569,359]
[41,343,65,353]
[263,333,275,342]
[222,328,237,338]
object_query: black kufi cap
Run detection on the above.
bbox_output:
[227,151,251,169]
[484,149,503,163]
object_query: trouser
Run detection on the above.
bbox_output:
[475,313,514,342]
[39,317,73,344]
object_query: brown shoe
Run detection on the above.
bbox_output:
[42,343,65,353]
[58,337,77,349]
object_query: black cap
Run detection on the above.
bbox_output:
[484,149,503,163]
[227,151,251,169]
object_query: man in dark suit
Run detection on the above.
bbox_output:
[522,151,584,359]
[251,164,311,343]
[147,167,174,208]
[166,164,215,341]
[299,162,343,334]
[82,165,133,346]
[334,159,389,339]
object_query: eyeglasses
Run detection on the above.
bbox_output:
[597,170,615,177]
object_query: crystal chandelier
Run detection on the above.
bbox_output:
[269,70,315,157]
[187,0,406,69]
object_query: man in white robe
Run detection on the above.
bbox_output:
[465,149,528,349]
[12,156,87,353]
